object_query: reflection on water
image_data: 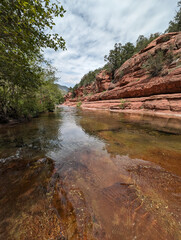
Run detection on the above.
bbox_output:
[0,112,62,162]
[79,110,181,176]
[0,107,181,240]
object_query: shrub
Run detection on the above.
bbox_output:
[76,101,82,107]
[103,63,113,74]
[143,49,174,77]
[165,51,174,65]
[143,51,164,77]
[83,89,88,96]
[159,35,171,43]
[119,99,126,109]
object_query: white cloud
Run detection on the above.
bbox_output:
[44,0,178,87]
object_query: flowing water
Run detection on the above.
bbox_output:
[0,106,181,240]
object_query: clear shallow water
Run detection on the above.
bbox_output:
[0,107,181,240]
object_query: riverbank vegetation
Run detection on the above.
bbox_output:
[0,0,65,123]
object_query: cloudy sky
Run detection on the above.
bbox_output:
[44,0,178,87]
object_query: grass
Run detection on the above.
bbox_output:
[119,99,126,109]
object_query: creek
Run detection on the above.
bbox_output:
[0,106,181,240]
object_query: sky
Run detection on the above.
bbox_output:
[44,0,179,87]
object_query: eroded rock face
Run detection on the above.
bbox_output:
[64,32,181,115]
[64,70,113,102]
[77,93,181,114]
[95,70,112,92]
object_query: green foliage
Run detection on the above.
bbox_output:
[118,70,124,79]
[69,86,77,98]
[143,51,164,77]
[103,34,160,77]
[0,0,66,55]
[159,35,171,43]
[166,1,181,32]
[79,68,102,87]
[69,2,179,100]
[102,63,112,73]
[123,42,136,60]
[143,49,174,77]
[70,68,102,98]
[104,43,122,72]
[165,50,174,65]
[104,33,160,76]
[104,42,135,73]
[76,101,82,107]
[0,65,64,121]
[119,99,126,109]
[0,0,65,122]
[135,33,160,53]
[83,89,88,96]
[70,33,162,96]
[38,68,64,112]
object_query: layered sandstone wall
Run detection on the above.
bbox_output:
[64,32,181,116]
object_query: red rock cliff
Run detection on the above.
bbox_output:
[64,32,181,116]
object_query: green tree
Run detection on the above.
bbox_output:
[135,33,160,53]
[79,68,102,87]
[135,35,149,52]
[0,0,66,54]
[104,42,135,74]
[38,68,64,112]
[166,1,181,32]
[104,43,123,73]
[122,42,135,62]
[0,0,66,122]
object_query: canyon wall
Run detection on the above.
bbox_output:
[64,32,181,116]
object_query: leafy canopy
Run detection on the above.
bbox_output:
[0,0,66,55]
[0,0,66,121]
[0,0,66,89]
